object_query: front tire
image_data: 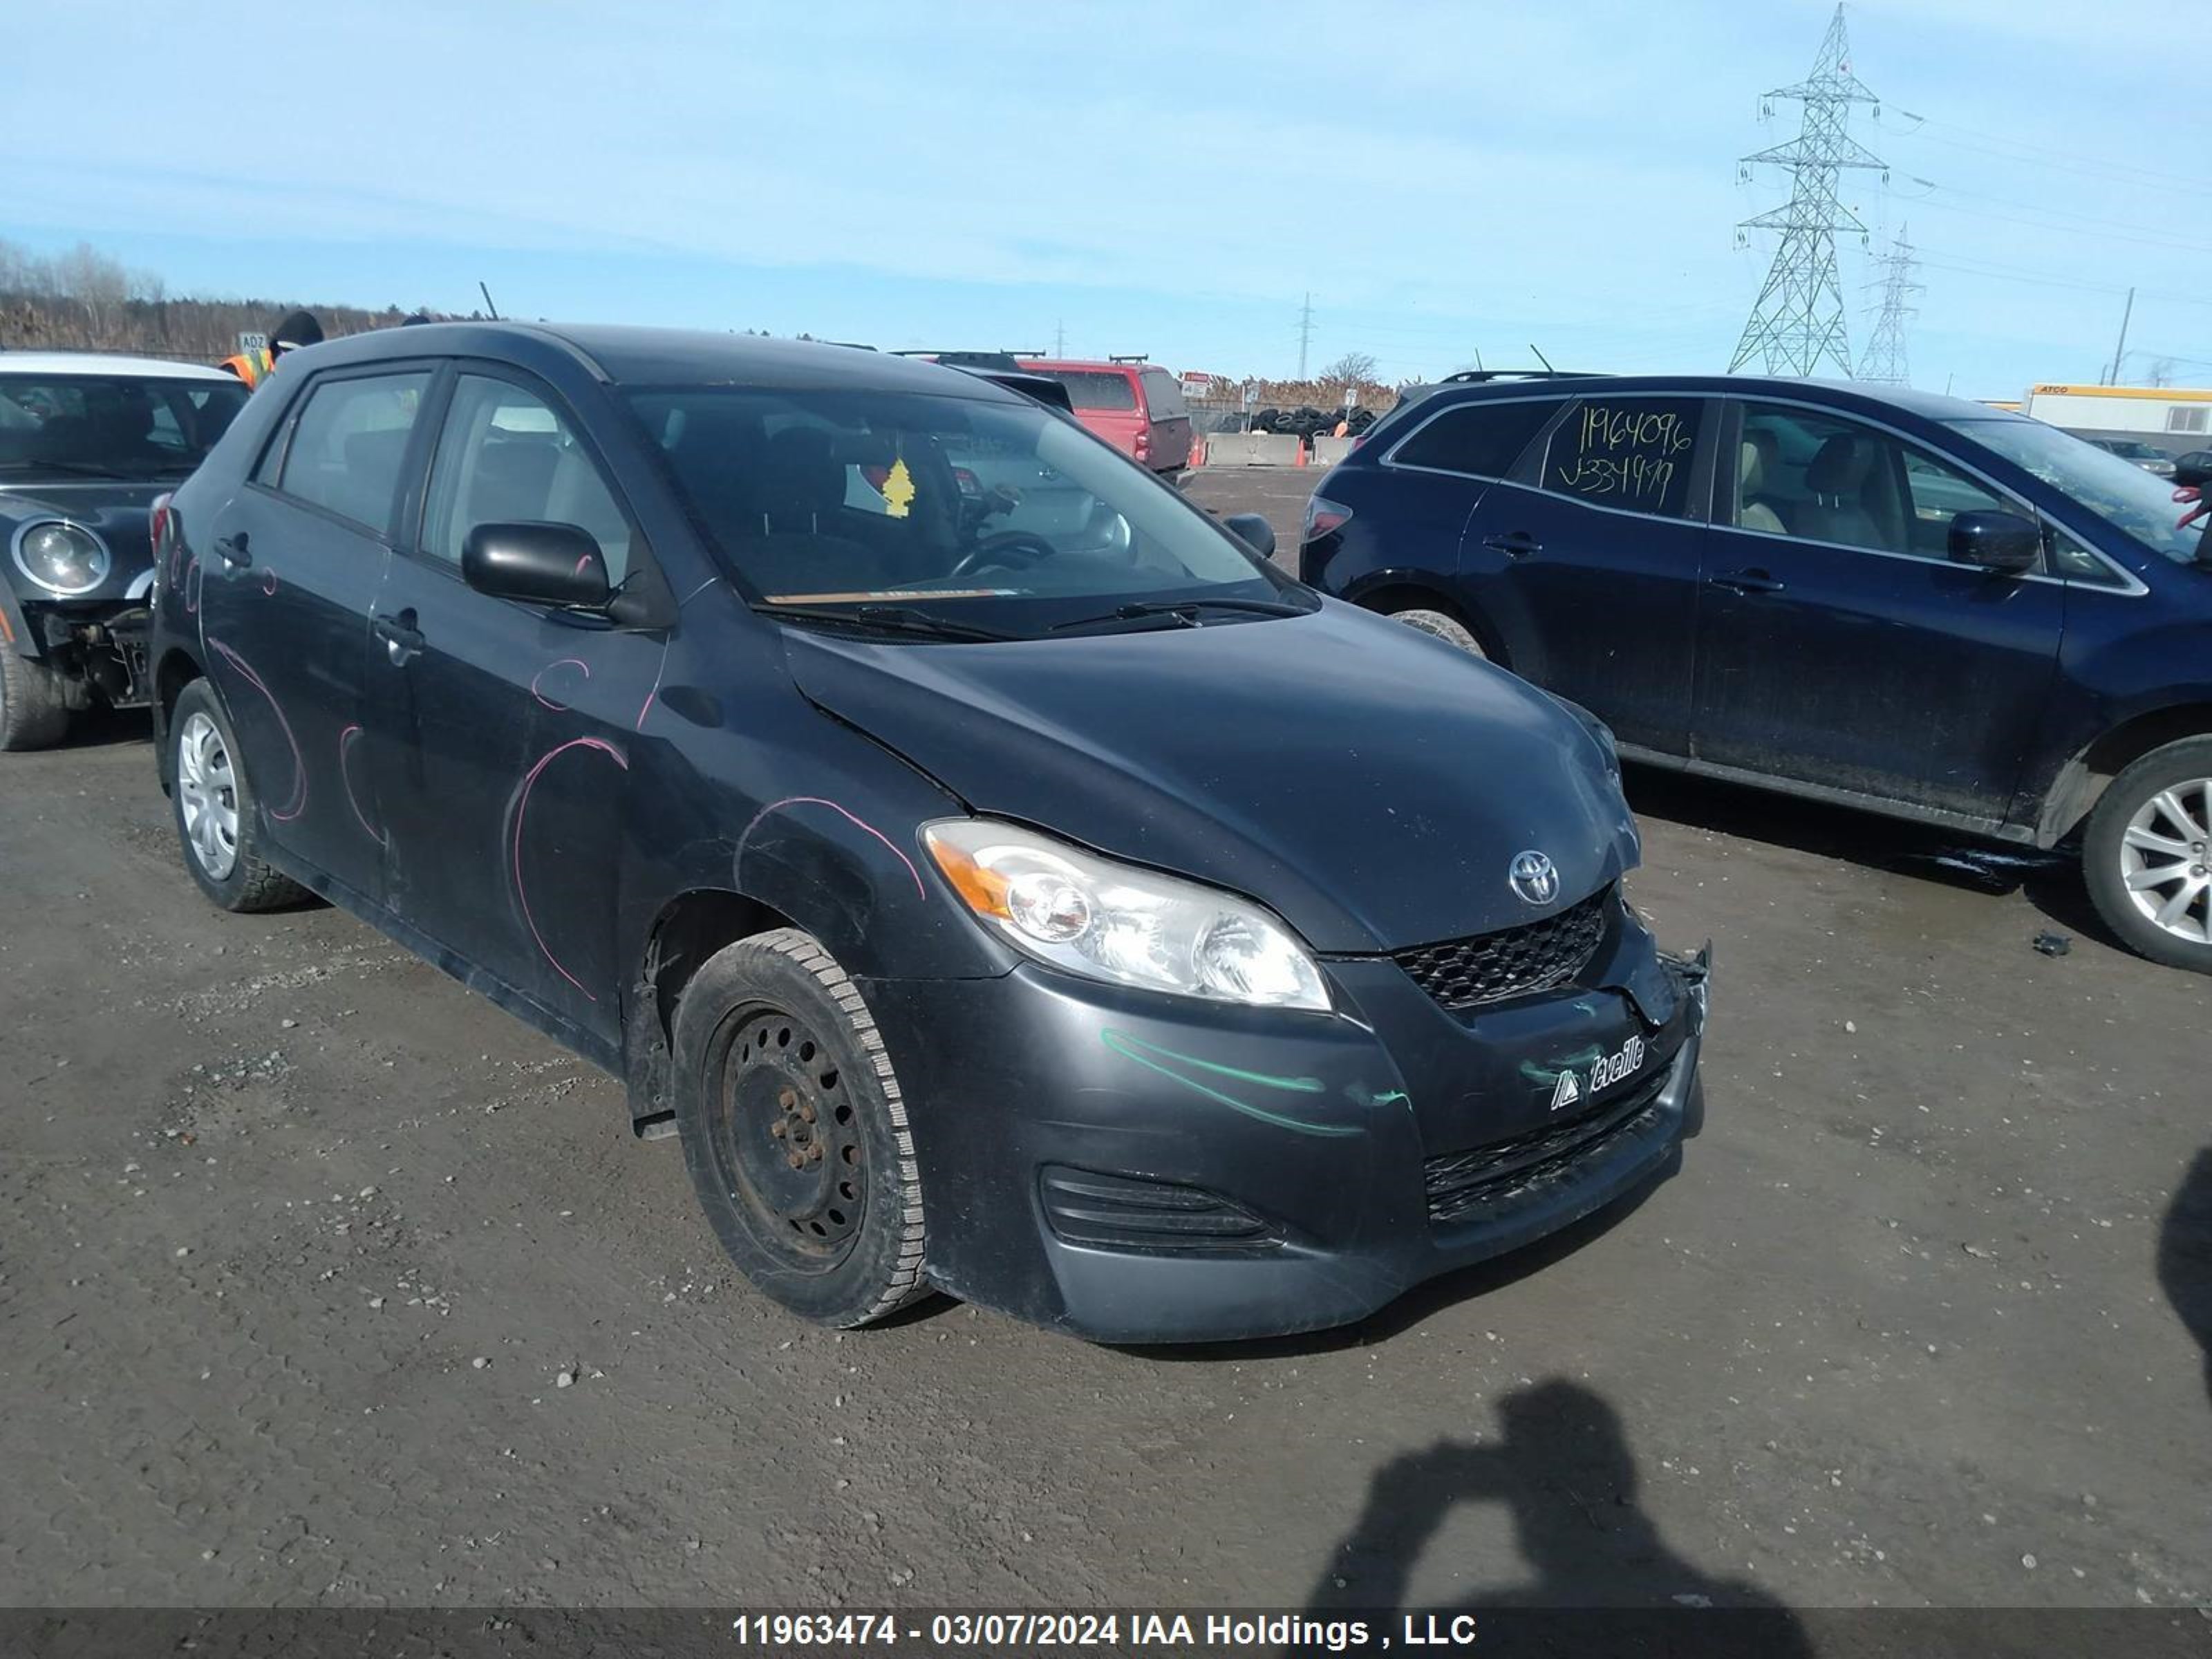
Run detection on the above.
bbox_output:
[167,678,310,912]
[673,928,930,1327]
[2083,736,2212,973]
[1383,604,1486,657]
[0,649,71,751]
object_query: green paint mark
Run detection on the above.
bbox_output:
[1369,1089,1411,1107]
[1519,1045,1604,1088]
[1100,1029,1359,1138]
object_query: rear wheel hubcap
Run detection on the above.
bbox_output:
[2119,777,2212,944]
[176,711,240,881]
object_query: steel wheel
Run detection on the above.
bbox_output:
[2119,777,2212,945]
[175,709,240,880]
[706,1004,867,1270]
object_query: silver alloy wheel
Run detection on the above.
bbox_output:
[176,710,241,881]
[2119,777,2212,944]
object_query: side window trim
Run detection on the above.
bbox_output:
[1378,393,1569,482]
[404,359,650,585]
[247,359,442,543]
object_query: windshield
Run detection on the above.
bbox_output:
[1945,417,2202,565]
[0,373,247,478]
[629,386,1301,635]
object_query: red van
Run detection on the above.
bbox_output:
[1020,359,1193,477]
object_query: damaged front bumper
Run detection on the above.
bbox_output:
[866,901,1712,1344]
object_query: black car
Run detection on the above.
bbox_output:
[1303,375,2212,973]
[0,354,247,748]
[149,323,1707,1344]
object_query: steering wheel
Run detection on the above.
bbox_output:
[948,532,1056,582]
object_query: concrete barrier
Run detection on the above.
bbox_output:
[1307,435,1355,468]
[1198,430,1304,467]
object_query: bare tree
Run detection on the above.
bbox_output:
[1320,350,1378,384]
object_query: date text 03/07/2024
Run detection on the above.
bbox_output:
[727,1611,1482,1651]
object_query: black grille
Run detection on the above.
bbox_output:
[1040,1165,1277,1255]
[1422,1071,1666,1227]
[1393,884,1613,1011]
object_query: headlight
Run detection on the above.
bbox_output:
[923,818,1331,1012]
[12,521,111,596]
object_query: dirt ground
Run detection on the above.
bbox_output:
[3,474,2209,1618]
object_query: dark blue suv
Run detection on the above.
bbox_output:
[1303,375,2212,974]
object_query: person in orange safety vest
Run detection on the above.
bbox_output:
[218,310,324,388]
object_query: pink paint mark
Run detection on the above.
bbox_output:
[207,637,308,822]
[337,724,385,846]
[573,554,594,578]
[512,736,630,1000]
[635,641,669,731]
[737,796,927,901]
[529,657,591,712]
[261,569,279,597]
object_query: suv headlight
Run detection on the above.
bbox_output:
[924,818,1331,1012]
[12,521,111,596]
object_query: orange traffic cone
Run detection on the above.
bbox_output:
[1294,440,1309,467]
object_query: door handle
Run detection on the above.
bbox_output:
[1482,531,1543,558]
[214,533,252,570]
[372,610,424,665]
[1709,568,1786,596]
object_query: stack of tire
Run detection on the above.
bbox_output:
[1250,406,1376,440]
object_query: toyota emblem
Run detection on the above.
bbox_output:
[1508,850,1559,906]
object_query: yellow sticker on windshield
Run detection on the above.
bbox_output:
[881,456,915,518]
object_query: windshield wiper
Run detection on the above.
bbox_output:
[1048,595,1313,634]
[0,458,136,479]
[751,602,1015,642]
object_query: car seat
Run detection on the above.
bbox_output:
[746,425,883,597]
[1797,435,1882,548]
[1736,437,1788,534]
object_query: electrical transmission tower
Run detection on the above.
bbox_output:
[1296,292,1314,378]
[1855,225,1920,386]
[1730,3,1887,377]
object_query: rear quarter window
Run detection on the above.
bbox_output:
[1388,399,1559,478]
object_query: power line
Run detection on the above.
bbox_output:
[1295,292,1314,378]
[1730,3,1886,377]
[1857,225,1920,386]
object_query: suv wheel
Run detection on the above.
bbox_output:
[1384,604,1486,657]
[673,928,931,1327]
[2083,736,2212,973]
[0,649,71,751]
[168,679,310,912]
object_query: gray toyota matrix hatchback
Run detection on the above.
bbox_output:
[148,323,1709,1342]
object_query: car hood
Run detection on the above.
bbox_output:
[780,601,1639,953]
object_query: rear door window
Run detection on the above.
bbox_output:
[1541,396,1705,518]
[273,371,432,534]
[1388,399,1559,479]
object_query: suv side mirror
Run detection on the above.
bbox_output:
[1948,509,2040,574]
[1223,512,1276,559]
[2172,450,2212,489]
[462,522,612,608]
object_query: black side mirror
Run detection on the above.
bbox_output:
[1948,509,2040,574]
[461,522,611,608]
[1223,512,1276,559]
[2172,451,2212,489]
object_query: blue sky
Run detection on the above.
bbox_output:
[7,0,2206,400]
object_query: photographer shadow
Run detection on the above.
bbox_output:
[1302,1380,1811,1655]
[2158,1147,2212,1413]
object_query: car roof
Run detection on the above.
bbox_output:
[1421,373,2013,427]
[289,321,1029,403]
[0,351,236,382]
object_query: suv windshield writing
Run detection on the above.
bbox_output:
[0,373,247,478]
[630,387,1298,633]
[1947,417,2203,565]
